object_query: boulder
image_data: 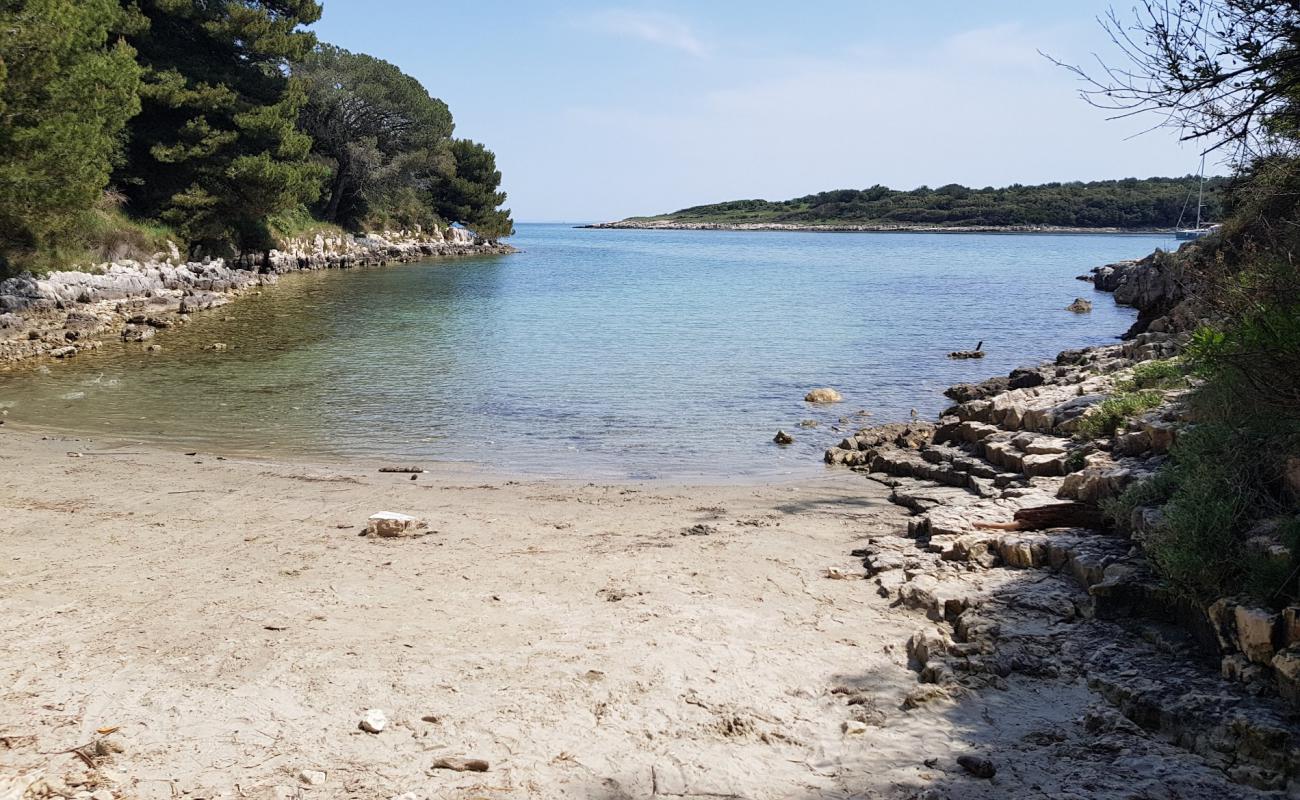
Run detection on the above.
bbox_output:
[804,387,843,404]
[1235,605,1281,665]
[773,430,794,445]
[366,511,421,537]
[1273,646,1300,703]
[1066,298,1093,313]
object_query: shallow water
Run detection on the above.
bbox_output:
[0,225,1173,479]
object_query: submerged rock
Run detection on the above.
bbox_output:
[1066,297,1094,313]
[773,430,794,445]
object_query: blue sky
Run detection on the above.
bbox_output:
[314,2,1214,223]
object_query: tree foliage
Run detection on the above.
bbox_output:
[118,0,326,256]
[431,139,513,240]
[0,0,141,270]
[296,45,453,230]
[1054,1,1300,158]
[649,176,1227,229]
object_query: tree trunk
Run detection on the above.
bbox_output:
[324,159,349,223]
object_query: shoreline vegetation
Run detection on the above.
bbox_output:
[587,176,1228,233]
[0,1,514,279]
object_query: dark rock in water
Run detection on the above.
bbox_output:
[773,430,794,445]
[944,376,1010,403]
[1066,297,1093,313]
[956,754,996,779]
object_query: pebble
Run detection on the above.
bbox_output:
[359,708,387,733]
[92,790,115,800]
[299,769,327,786]
[956,754,996,779]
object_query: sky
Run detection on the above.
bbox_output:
[313,2,1218,223]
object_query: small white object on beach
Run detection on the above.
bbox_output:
[804,387,843,404]
[299,769,327,786]
[359,708,387,733]
[366,512,420,538]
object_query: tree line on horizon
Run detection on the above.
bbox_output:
[652,177,1229,229]
[0,0,513,276]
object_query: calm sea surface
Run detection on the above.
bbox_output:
[0,224,1175,479]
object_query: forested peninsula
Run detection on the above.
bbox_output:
[591,176,1228,232]
[0,0,513,278]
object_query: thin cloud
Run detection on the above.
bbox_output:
[579,9,707,56]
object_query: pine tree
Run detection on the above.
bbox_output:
[297,44,454,229]
[119,0,325,257]
[431,139,514,241]
[0,0,141,271]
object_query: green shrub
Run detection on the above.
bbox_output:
[1074,390,1166,441]
[1116,359,1189,392]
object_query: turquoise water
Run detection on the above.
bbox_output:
[0,224,1173,479]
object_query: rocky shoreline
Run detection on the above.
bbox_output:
[0,228,516,365]
[581,220,1168,235]
[823,246,1300,794]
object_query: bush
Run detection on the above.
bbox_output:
[1074,390,1166,441]
[1115,359,1189,392]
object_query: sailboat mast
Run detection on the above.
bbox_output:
[1196,154,1206,230]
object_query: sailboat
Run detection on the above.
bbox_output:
[1175,155,1218,240]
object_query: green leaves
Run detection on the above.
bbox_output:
[295,44,457,230]
[120,0,325,257]
[0,0,142,271]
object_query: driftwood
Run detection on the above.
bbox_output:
[431,757,490,772]
[972,502,1105,532]
[379,466,425,474]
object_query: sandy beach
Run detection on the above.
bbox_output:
[3,427,926,799]
[1,415,1283,800]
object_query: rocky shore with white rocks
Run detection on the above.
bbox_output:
[0,228,515,365]
[823,248,1300,795]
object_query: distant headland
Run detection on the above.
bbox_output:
[583,176,1227,233]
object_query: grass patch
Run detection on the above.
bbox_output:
[1115,358,1189,392]
[2,202,180,277]
[267,206,347,244]
[1073,390,1166,441]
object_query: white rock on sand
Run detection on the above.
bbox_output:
[366,511,420,537]
[359,708,387,733]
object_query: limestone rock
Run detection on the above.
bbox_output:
[120,324,155,342]
[366,512,421,538]
[298,770,326,786]
[359,708,387,733]
[804,387,843,404]
[1235,605,1280,665]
